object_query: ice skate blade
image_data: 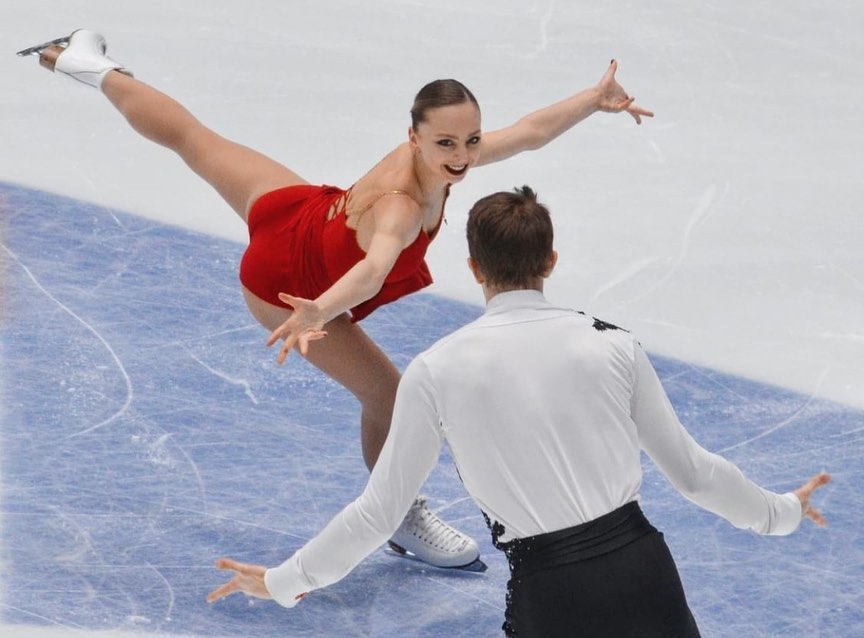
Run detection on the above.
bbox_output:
[385,543,488,573]
[16,34,74,57]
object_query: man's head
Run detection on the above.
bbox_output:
[466,186,557,295]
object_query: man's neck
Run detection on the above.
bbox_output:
[482,280,544,304]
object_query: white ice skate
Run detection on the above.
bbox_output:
[388,496,486,572]
[17,29,132,89]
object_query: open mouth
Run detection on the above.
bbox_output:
[444,164,468,177]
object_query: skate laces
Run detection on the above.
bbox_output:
[404,497,469,552]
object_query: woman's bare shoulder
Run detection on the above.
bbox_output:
[353,143,419,198]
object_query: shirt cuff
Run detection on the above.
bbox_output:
[264,556,313,608]
[769,492,804,536]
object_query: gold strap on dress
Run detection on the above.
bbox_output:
[353,190,412,216]
[326,189,412,221]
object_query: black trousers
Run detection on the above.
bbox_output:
[496,502,701,638]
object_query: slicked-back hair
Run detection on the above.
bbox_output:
[410,79,479,130]
[466,186,554,288]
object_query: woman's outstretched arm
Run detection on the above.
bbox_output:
[476,60,653,167]
[266,197,424,363]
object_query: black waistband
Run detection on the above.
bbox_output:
[498,501,656,575]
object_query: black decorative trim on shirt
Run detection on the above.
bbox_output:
[573,309,629,333]
[591,317,627,332]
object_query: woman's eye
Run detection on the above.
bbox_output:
[437,139,454,147]
[468,136,481,145]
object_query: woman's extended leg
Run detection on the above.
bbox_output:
[302,315,400,469]
[243,286,397,468]
[99,65,397,462]
[243,288,480,568]
[101,70,306,221]
[302,312,482,568]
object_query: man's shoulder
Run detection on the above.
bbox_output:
[422,302,625,352]
[419,313,491,356]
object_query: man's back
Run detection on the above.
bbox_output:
[410,289,644,541]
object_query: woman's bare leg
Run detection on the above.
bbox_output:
[303,316,400,470]
[243,287,397,469]
[101,68,396,462]
[101,70,306,221]
[244,289,481,569]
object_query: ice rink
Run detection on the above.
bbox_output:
[2,1,862,636]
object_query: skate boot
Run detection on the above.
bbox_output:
[17,29,132,89]
[388,496,485,570]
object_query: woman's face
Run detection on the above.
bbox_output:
[410,101,482,184]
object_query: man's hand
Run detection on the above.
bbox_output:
[793,472,831,527]
[206,557,272,603]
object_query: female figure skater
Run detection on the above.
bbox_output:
[20,29,653,568]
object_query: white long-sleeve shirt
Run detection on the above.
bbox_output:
[265,290,802,607]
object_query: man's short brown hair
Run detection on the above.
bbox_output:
[466,186,553,288]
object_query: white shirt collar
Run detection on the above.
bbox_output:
[485,289,548,315]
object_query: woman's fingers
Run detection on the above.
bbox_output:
[267,326,284,348]
[627,102,654,124]
[277,292,300,307]
[277,337,296,365]
[266,293,326,361]
[274,329,327,362]
[297,330,328,356]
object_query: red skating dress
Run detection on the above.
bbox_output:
[239,184,444,322]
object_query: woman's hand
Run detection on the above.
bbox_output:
[206,557,273,603]
[595,59,654,125]
[267,293,328,364]
[793,472,831,527]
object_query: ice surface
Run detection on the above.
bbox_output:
[1,184,861,637]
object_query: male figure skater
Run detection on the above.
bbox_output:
[208,186,830,637]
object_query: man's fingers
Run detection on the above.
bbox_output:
[805,505,827,527]
[809,472,832,491]
[215,557,244,572]
[794,472,831,527]
[208,558,270,604]
[206,580,238,603]
[800,472,832,499]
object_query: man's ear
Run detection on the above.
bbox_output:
[467,257,485,284]
[543,250,558,278]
